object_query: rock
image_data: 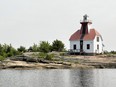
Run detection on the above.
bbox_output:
[62,62,72,66]
[45,66,58,69]
[90,63,116,68]
[26,58,38,62]
[10,55,26,61]
[38,59,50,64]
[10,55,38,62]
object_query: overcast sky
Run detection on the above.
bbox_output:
[0,0,116,51]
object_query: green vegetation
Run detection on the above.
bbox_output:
[0,44,20,61]
[110,51,116,54]
[37,52,54,60]
[27,40,65,53]
[104,50,116,54]
[17,46,26,53]
[0,56,5,61]
[45,54,54,60]
[104,50,116,57]
[28,43,39,52]
[52,39,65,52]
[60,52,67,56]
[0,40,65,61]
[39,41,51,53]
[38,52,47,58]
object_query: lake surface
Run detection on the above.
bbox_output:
[0,69,116,87]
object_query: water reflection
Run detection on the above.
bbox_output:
[79,69,94,87]
[69,69,94,87]
[0,69,116,87]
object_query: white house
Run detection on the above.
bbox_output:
[69,15,104,54]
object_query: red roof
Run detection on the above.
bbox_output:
[69,29,102,41]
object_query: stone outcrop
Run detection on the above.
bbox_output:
[1,55,116,69]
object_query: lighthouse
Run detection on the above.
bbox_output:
[69,14,104,55]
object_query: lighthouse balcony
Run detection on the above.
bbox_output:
[80,20,92,23]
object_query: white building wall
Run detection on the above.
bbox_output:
[70,36,103,54]
[70,40,94,53]
[93,36,103,53]
[83,40,94,53]
[70,41,80,52]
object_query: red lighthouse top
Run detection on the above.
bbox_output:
[69,14,102,41]
[80,14,92,35]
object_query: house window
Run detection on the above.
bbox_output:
[87,44,90,49]
[97,44,99,49]
[73,44,76,50]
[97,37,99,42]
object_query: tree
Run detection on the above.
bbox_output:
[0,44,19,59]
[28,44,39,52]
[17,46,26,53]
[6,44,18,57]
[32,43,39,52]
[52,39,64,52]
[28,46,33,52]
[39,41,51,53]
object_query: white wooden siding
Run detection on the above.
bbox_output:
[70,36,103,54]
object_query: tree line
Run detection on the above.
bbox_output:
[0,39,65,61]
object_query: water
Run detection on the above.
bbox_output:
[0,69,116,87]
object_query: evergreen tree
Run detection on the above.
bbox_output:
[52,39,64,52]
[39,41,51,53]
[17,46,26,53]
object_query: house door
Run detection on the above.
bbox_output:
[80,40,83,52]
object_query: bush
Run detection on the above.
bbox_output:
[28,44,39,52]
[0,44,20,58]
[0,56,5,61]
[38,52,47,58]
[17,46,26,53]
[7,52,13,57]
[39,41,51,53]
[60,52,65,56]
[52,39,65,52]
[38,53,54,60]
[110,51,116,54]
[45,54,54,60]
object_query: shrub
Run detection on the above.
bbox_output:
[39,41,51,53]
[52,39,65,52]
[38,52,47,58]
[17,46,26,53]
[110,51,116,54]
[0,56,5,61]
[0,44,19,58]
[60,52,65,56]
[45,54,54,60]
[28,44,39,52]
[7,52,13,57]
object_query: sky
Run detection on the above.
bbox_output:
[0,0,116,51]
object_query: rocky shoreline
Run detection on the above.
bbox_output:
[1,54,116,69]
[0,60,72,69]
